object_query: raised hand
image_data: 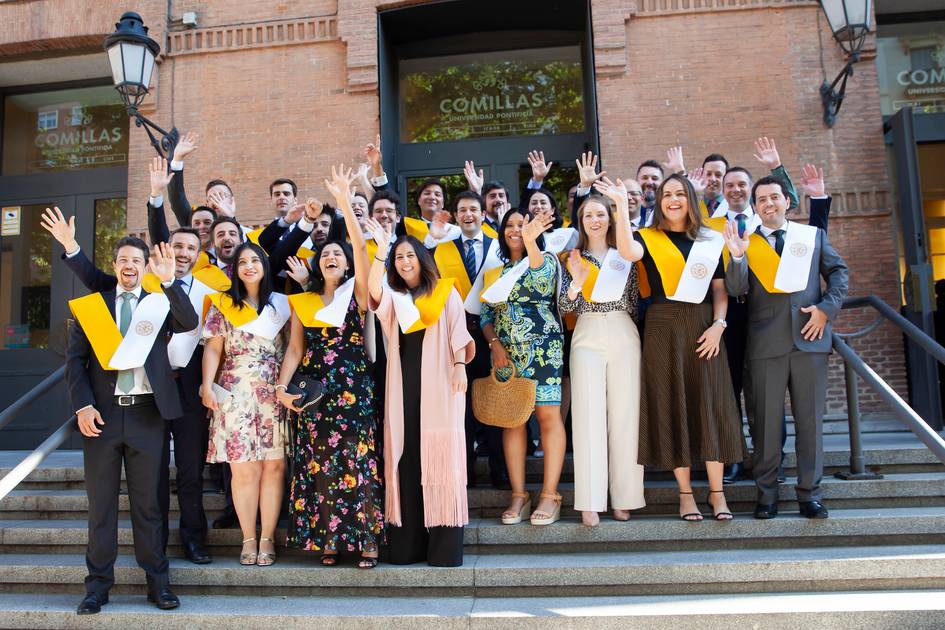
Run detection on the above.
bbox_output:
[799,163,826,197]
[687,167,708,197]
[722,219,750,258]
[566,249,590,287]
[40,206,78,252]
[149,156,175,198]
[662,146,685,174]
[324,163,355,206]
[173,131,199,162]
[527,150,553,184]
[522,214,553,245]
[592,176,628,209]
[365,134,383,175]
[365,217,392,253]
[285,203,305,225]
[753,136,782,170]
[304,198,324,222]
[148,242,176,283]
[429,210,451,240]
[286,256,311,287]
[207,189,236,217]
[576,151,606,189]
[464,160,484,194]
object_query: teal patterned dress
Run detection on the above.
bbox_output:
[480,253,564,405]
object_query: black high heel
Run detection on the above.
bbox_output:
[678,491,703,522]
[707,490,734,521]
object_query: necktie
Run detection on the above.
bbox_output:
[772,229,786,256]
[462,239,477,282]
[735,214,747,237]
[117,292,135,394]
[707,198,719,214]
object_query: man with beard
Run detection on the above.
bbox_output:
[67,237,196,614]
[636,159,664,227]
[210,217,244,275]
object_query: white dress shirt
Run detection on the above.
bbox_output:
[759,221,789,248]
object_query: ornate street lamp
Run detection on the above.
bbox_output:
[104,12,178,157]
[818,0,873,127]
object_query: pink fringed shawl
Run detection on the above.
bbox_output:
[375,286,474,528]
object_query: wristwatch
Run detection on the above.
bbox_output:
[713,319,727,328]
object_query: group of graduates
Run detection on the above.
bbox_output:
[52,131,848,615]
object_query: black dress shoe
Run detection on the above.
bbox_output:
[212,511,238,529]
[184,540,212,564]
[723,463,743,485]
[147,587,181,610]
[798,500,829,519]
[76,592,107,615]
[753,503,779,519]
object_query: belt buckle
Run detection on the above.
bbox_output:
[117,395,134,407]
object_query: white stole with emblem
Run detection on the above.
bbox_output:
[669,228,725,304]
[773,221,817,293]
[589,248,634,303]
[543,227,577,255]
[480,258,530,305]
[238,292,290,340]
[108,293,170,369]
[167,278,215,369]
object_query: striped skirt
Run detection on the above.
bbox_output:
[638,301,745,470]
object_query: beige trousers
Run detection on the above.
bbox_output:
[570,311,645,512]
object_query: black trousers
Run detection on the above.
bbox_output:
[83,401,169,596]
[464,315,506,486]
[158,404,209,549]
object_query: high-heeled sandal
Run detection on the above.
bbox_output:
[256,537,276,566]
[359,544,379,569]
[707,490,734,521]
[679,491,703,522]
[239,537,257,565]
[501,492,531,525]
[530,492,562,526]
[320,552,338,566]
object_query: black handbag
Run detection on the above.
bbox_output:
[287,374,325,411]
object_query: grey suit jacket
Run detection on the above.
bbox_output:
[725,224,848,360]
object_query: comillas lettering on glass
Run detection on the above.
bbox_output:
[399,46,584,143]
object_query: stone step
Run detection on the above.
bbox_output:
[0,591,942,629]
[3,473,943,520]
[0,545,943,597]
[2,508,944,556]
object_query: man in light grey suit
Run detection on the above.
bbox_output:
[723,175,848,520]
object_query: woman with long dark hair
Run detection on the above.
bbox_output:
[275,166,383,568]
[480,207,566,526]
[366,223,473,567]
[201,241,291,565]
[610,174,743,522]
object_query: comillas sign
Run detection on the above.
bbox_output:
[897,67,945,88]
[400,46,585,143]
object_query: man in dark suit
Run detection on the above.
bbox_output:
[427,191,508,488]
[723,175,848,520]
[67,237,198,614]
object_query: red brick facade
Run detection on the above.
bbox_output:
[0,0,905,412]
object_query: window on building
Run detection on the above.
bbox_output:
[2,85,129,175]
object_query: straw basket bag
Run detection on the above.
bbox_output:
[472,364,536,429]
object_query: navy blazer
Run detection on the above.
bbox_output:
[65,282,198,420]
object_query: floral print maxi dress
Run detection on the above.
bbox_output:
[287,296,384,553]
[203,304,286,462]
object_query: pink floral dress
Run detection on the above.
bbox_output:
[203,304,286,462]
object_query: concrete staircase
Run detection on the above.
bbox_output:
[1,422,944,628]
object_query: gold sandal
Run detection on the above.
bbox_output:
[239,537,257,565]
[530,492,562,526]
[256,537,276,566]
[501,492,531,525]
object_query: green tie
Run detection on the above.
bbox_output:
[117,292,135,394]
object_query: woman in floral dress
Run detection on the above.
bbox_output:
[480,207,566,526]
[276,166,383,568]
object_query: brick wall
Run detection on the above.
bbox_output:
[0,0,908,413]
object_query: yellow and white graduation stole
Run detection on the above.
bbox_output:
[388,278,457,334]
[638,227,724,304]
[480,258,530,304]
[192,255,232,292]
[746,221,817,294]
[482,223,498,239]
[68,289,170,370]
[403,217,430,241]
[434,238,502,315]
[204,291,290,340]
[246,226,316,260]
[287,277,355,328]
[588,248,634,303]
[543,227,577,254]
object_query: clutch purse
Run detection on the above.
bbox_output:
[286,374,325,411]
[472,364,536,429]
